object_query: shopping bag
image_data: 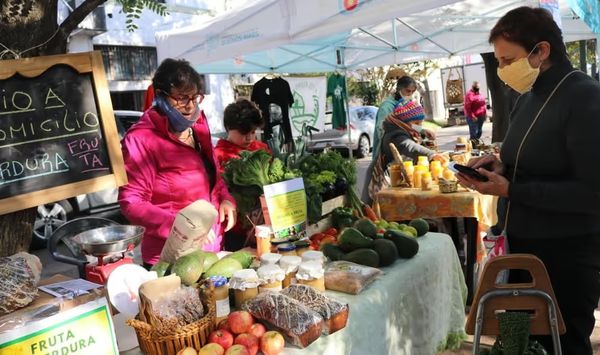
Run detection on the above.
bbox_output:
[446,68,464,104]
[481,229,509,284]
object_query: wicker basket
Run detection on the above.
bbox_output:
[127,283,216,355]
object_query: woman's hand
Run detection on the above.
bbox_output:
[219,200,236,232]
[423,128,436,140]
[456,168,510,198]
[466,154,504,175]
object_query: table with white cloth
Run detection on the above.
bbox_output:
[376,187,498,304]
[284,232,467,355]
[120,233,466,355]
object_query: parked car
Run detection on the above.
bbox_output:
[32,110,143,249]
[306,106,377,158]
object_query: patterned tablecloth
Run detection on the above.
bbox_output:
[376,187,498,227]
[285,233,467,355]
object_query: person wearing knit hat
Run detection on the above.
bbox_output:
[361,97,447,204]
[393,98,426,123]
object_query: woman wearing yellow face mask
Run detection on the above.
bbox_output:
[456,7,600,355]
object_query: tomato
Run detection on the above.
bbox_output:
[324,227,338,236]
[319,235,337,246]
[310,233,327,243]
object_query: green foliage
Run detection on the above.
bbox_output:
[566,39,597,71]
[116,0,168,32]
[347,79,379,106]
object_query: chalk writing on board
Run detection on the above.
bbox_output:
[0,64,112,200]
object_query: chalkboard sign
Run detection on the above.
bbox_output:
[0,51,127,215]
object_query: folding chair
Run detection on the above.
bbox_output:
[465,254,566,354]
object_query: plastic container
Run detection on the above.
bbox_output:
[296,261,325,291]
[421,172,433,191]
[280,255,302,288]
[277,242,297,256]
[255,224,274,258]
[229,269,260,308]
[207,275,230,326]
[388,163,404,187]
[257,264,285,293]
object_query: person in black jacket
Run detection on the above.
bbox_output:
[457,7,600,354]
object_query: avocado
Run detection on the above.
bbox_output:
[338,227,374,252]
[342,248,380,268]
[320,243,346,261]
[409,218,430,237]
[354,218,378,239]
[384,229,419,258]
[372,239,398,266]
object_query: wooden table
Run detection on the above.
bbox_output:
[376,186,498,304]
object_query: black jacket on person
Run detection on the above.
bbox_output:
[380,120,435,166]
[499,61,600,240]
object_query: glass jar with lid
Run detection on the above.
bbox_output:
[301,250,325,266]
[229,269,260,308]
[260,252,281,266]
[277,242,297,256]
[257,264,285,293]
[296,261,325,291]
[293,240,311,256]
[255,224,274,257]
[207,275,230,325]
[279,255,302,288]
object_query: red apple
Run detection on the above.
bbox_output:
[224,344,248,355]
[247,323,266,339]
[198,343,224,355]
[234,333,259,355]
[260,331,285,355]
[227,311,254,334]
[208,329,234,350]
[217,318,231,332]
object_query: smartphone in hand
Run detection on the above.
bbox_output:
[448,162,489,182]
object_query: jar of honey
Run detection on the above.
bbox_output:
[257,264,285,293]
[255,224,274,258]
[229,269,260,308]
[279,255,302,288]
[296,261,325,291]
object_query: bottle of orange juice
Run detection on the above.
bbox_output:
[413,165,428,188]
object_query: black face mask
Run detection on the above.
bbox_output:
[473,87,480,93]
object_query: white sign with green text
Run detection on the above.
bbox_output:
[0,298,118,355]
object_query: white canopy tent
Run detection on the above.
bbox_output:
[156,0,597,74]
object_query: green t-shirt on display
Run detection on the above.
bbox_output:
[327,73,347,129]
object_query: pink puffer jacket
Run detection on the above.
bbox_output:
[118,108,235,265]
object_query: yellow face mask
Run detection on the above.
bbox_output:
[497,45,541,94]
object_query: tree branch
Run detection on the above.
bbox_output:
[59,0,107,37]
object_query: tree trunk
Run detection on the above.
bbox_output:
[0,0,70,254]
[481,52,514,143]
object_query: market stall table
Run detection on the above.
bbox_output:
[119,233,465,355]
[375,186,498,304]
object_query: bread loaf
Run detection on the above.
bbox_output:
[242,292,322,348]
[281,284,349,334]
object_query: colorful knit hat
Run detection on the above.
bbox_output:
[393,98,425,123]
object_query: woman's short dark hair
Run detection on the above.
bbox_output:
[152,58,205,94]
[394,76,417,100]
[223,99,264,134]
[489,6,569,65]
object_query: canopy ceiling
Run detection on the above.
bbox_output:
[156,0,597,74]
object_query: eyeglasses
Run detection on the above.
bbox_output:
[159,90,204,106]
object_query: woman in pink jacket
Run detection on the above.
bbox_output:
[463,81,487,143]
[118,59,236,267]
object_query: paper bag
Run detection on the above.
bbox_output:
[160,200,218,263]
